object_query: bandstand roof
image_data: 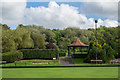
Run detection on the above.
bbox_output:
[67,39,89,47]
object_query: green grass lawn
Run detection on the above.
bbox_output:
[73,58,90,65]
[2,67,118,78]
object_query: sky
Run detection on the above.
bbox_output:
[0,0,119,29]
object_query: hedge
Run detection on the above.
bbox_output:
[21,49,58,59]
[2,51,23,63]
[72,54,88,58]
[59,52,66,57]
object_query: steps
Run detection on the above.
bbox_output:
[59,56,74,65]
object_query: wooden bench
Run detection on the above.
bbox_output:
[91,60,102,64]
[14,61,27,66]
[110,59,120,64]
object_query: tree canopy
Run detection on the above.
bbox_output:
[1,24,119,59]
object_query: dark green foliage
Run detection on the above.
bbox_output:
[21,49,58,59]
[31,32,45,49]
[84,46,98,63]
[72,54,88,58]
[114,53,119,59]
[85,42,115,63]
[98,49,107,63]
[43,30,56,43]
[87,41,94,54]
[58,49,67,57]
[59,52,66,57]
[14,27,34,49]
[46,43,57,49]
[85,47,107,63]
[2,24,10,30]
[2,51,23,63]
[1,24,119,60]
[2,30,16,52]
[23,25,56,43]
[102,44,115,62]
[57,27,91,49]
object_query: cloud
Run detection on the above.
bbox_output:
[0,0,2,23]
[0,0,26,26]
[0,1,118,29]
[25,1,118,29]
[81,1,118,19]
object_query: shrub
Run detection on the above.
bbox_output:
[21,49,58,59]
[72,54,88,58]
[2,51,23,63]
[59,52,66,57]
[58,49,67,57]
[84,44,115,63]
[103,44,115,62]
[84,46,100,63]
[46,43,57,49]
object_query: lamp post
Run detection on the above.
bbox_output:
[95,20,98,64]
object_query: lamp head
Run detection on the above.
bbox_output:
[95,20,98,23]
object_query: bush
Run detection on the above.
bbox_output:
[59,52,66,57]
[2,51,23,63]
[58,49,67,57]
[46,43,57,49]
[103,44,115,62]
[84,44,115,63]
[21,49,58,59]
[72,54,88,58]
[84,46,97,62]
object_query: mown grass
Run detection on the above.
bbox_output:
[73,58,91,65]
[2,67,118,78]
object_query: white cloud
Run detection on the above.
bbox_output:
[25,1,118,29]
[81,1,118,19]
[0,0,26,26]
[0,0,2,23]
[0,1,118,29]
[101,19,118,27]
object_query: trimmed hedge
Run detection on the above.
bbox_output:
[2,51,23,63]
[59,52,66,57]
[21,49,58,59]
[58,49,67,57]
[72,54,88,58]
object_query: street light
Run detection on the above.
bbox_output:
[95,20,98,64]
[95,20,98,29]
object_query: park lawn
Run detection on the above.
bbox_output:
[73,58,90,65]
[2,60,59,67]
[2,67,118,78]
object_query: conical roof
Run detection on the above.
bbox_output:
[67,39,89,47]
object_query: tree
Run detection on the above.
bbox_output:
[85,39,105,63]
[103,44,115,62]
[14,27,34,49]
[46,43,57,49]
[31,32,45,49]
[43,30,56,43]
[2,30,16,52]
[2,24,10,30]
[84,46,98,63]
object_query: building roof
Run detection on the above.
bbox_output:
[67,39,89,47]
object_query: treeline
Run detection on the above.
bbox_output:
[0,24,119,58]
